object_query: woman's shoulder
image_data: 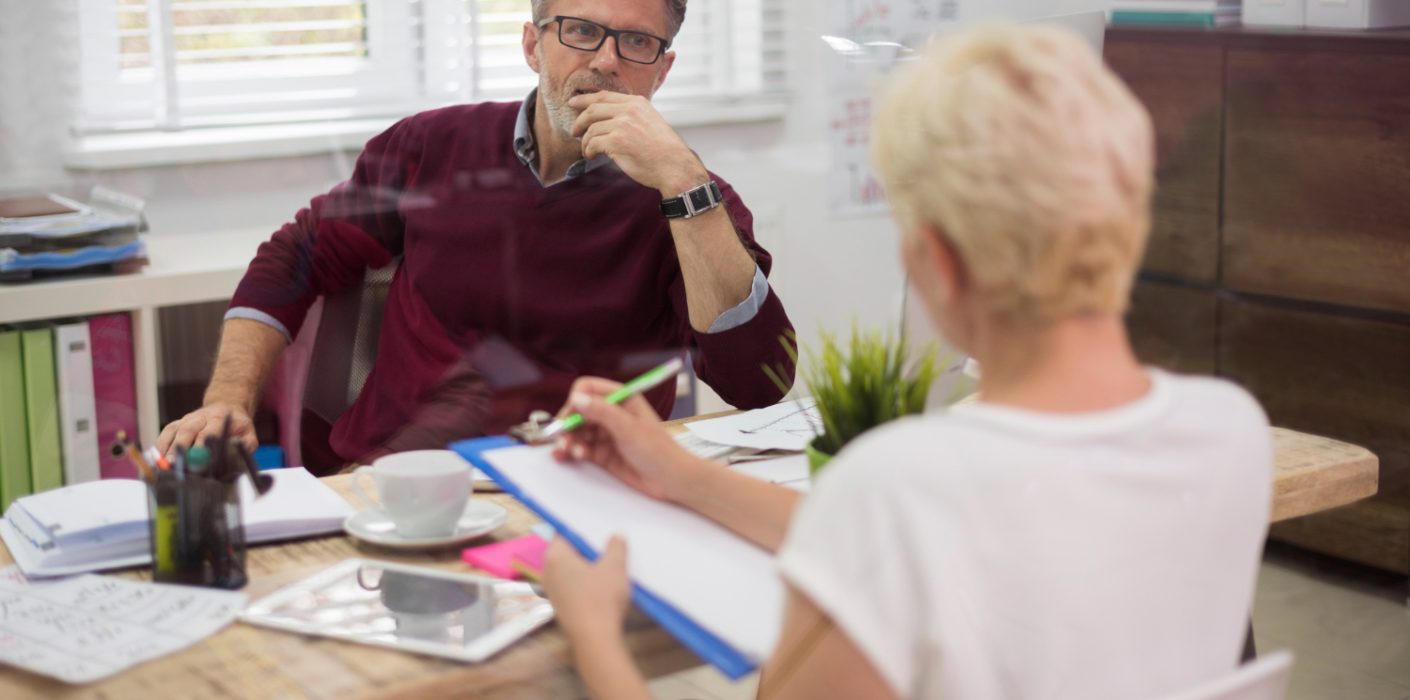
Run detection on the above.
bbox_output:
[814,413,983,495]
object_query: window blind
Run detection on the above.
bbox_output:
[76,0,786,133]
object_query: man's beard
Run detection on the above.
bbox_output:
[541,74,630,141]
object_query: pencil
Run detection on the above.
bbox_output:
[113,430,155,480]
[510,557,543,582]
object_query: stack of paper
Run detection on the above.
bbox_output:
[0,468,353,577]
[0,188,147,281]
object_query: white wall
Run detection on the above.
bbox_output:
[0,0,908,408]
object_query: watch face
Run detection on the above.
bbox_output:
[688,187,713,211]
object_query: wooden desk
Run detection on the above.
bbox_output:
[0,478,698,700]
[0,425,1378,698]
[1270,427,1379,523]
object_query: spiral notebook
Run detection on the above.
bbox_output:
[451,436,783,680]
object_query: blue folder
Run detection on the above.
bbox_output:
[451,436,759,680]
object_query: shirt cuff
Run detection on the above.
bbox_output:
[225,307,293,343]
[706,266,770,334]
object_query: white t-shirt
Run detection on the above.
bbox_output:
[776,370,1272,699]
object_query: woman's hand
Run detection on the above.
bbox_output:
[552,377,705,502]
[542,536,633,643]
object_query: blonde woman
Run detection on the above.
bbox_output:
[541,25,1272,700]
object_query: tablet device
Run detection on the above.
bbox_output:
[240,558,554,662]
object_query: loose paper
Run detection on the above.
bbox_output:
[0,566,246,684]
[685,398,822,452]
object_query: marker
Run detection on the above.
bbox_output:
[144,445,171,471]
[507,357,685,444]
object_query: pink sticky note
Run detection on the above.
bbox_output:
[462,534,547,579]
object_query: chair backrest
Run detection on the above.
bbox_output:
[1158,651,1294,700]
[302,260,398,423]
[266,260,398,469]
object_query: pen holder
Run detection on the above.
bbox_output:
[146,472,248,589]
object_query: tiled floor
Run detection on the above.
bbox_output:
[648,542,1410,700]
[1254,543,1410,700]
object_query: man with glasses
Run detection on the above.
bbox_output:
[156,0,796,473]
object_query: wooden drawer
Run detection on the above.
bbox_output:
[1224,47,1410,314]
[1219,296,1410,494]
[1105,39,1223,284]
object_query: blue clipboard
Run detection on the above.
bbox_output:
[451,436,759,680]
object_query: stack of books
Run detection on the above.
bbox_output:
[0,187,148,282]
[1110,0,1242,27]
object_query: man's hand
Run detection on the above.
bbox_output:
[569,91,708,196]
[155,403,257,458]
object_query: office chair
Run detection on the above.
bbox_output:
[1157,650,1293,700]
[264,260,398,473]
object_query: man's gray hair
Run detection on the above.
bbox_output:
[531,1,688,41]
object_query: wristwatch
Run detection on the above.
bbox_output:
[660,181,724,219]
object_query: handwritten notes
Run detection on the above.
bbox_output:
[0,567,245,684]
[684,398,821,452]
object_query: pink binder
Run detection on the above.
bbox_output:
[89,313,139,479]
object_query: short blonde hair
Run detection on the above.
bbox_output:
[872,25,1155,323]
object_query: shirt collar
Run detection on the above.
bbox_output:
[513,89,612,183]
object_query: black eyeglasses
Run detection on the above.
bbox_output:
[537,15,670,65]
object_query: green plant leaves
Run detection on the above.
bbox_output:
[765,326,942,457]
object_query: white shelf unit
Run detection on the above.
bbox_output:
[0,228,270,447]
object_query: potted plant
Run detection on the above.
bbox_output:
[764,327,940,475]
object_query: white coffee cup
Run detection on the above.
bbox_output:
[351,450,473,538]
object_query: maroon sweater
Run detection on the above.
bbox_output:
[230,101,795,463]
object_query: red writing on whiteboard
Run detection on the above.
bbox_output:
[830,98,872,147]
[849,1,892,34]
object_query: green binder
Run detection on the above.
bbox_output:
[0,330,30,509]
[22,328,63,495]
[1109,11,1228,27]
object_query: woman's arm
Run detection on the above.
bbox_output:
[542,537,653,700]
[671,459,801,553]
[543,536,896,700]
[758,586,897,700]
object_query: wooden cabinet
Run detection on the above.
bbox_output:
[1105,40,1224,284]
[1107,27,1410,574]
[1224,47,1410,315]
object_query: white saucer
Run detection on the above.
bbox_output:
[344,500,508,549]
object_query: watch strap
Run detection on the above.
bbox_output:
[660,181,724,219]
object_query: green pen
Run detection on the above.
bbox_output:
[509,357,686,444]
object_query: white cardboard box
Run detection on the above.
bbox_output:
[1306,0,1410,28]
[1245,0,1306,25]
